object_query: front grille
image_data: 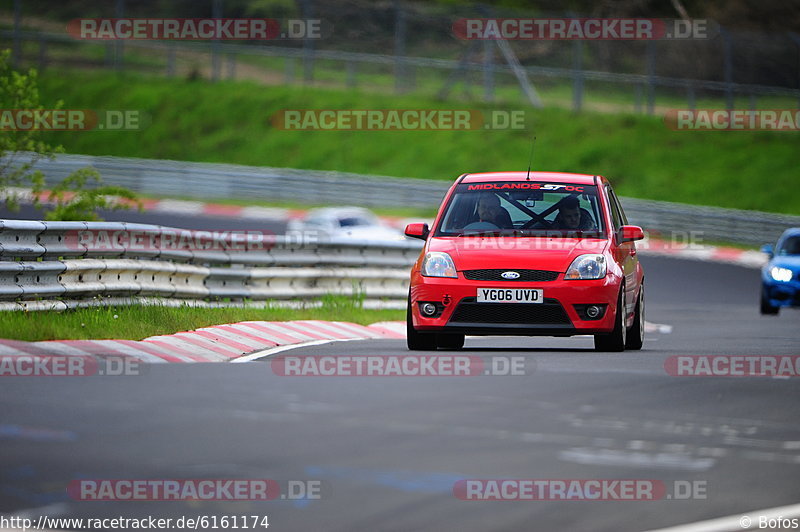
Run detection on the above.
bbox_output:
[463,269,559,282]
[449,297,571,325]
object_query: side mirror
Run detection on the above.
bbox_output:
[761,244,774,259]
[619,225,644,242]
[404,223,429,240]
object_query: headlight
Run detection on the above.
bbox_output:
[770,266,793,282]
[421,252,457,278]
[565,254,607,280]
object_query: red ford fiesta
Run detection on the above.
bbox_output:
[405,172,645,352]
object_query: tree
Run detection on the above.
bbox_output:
[0,49,140,221]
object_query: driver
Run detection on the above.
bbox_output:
[552,195,597,230]
[477,194,512,229]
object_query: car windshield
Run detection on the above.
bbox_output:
[338,216,373,227]
[435,182,606,238]
[778,235,800,255]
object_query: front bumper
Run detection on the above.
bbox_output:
[762,279,800,308]
[410,271,622,336]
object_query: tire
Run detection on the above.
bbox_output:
[760,291,779,315]
[594,285,626,352]
[407,299,438,350]
[436,333,465,350]
[625,283,644,350]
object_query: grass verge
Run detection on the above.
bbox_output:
[0,299,404,342]
[32,69,800,215]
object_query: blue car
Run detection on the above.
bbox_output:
[761,228,800,315]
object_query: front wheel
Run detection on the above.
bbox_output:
[407,300,438,350]
[625,283,644,350]
[760,291,779,315]
[594,286,626,352]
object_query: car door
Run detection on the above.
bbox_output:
[606,185,640,320]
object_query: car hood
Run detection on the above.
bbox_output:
[428,237,609,272]
[770,255,800,271]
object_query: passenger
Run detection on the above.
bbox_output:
[552,195,597,230]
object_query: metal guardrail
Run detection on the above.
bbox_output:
[0,219,422,307]
[19,154,451,210]
[620,198,800,247]
[17,154,800,247]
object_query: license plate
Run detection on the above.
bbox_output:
[477,288,543,303]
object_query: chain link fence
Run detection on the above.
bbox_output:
[4,0,800,113]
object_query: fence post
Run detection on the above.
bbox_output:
[646,40,656,115]
[789,32,800,102]
[720,27,734,110]
[38,35,47,71]
[301,0,315,84]
[114,0,125,71]
[12,0,21,68]
[634,84,642,114]
[346,60,357,88]
[394,0,407,94]
[166,43,176,77]
[572,39,583,112]
[105,42,114,68]
[285,57,296,84]
[483,38,494,102]
[227,53,236,79]
[211,0,223,81]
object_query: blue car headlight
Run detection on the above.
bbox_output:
[770,266,793,282]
